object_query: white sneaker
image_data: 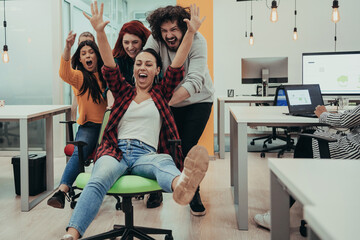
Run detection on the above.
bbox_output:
[254,211,271,230]
[173,145,209,205]
[61,234,74,240]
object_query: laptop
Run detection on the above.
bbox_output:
[283,84,324,118]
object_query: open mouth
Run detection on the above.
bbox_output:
[86,60,93,68]
[166,37,177,46]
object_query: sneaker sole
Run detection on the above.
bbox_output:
[173,146,209,205]
[190,208,206,216]
[47,198,64,209]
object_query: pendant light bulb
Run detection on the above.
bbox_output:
[2,45,9,63]
[293,28,298,41]
[270,1,278,22]
[331,1,340,23]
[249,32,254,46]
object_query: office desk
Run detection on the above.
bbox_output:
[217,96,274,159]
[0,105,71,211]
[269,158,360,240]
[229,106,325,230]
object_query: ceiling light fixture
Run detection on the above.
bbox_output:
[331,0,340,23]
[270,0,278,23]
[249,0,254,46]
[293,0,298,40]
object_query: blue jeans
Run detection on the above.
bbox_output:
[67,139,181,237]
[60,122,101,188]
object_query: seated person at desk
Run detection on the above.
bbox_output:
[254,104,360,230]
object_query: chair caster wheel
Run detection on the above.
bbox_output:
[116,202,122,210]
[260,152,265,158]
[263,144,267,148]
[165,234,173,240]
[250,141,255,145]
[70,201,77,209]
[268,139,272,144]
[299,220,307,237]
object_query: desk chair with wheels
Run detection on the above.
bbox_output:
[61,110,117,209]
[71,115,181,239]
[251,85,299,158]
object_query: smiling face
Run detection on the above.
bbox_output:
[160,20,183,51]
[122,33,143,59]
[79,45,98,73]
[134,52,160,91]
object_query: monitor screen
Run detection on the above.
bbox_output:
[302,51,360,95]
[241,57,288,84]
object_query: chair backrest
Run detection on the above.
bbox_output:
[274,85,288,106]
[97,109,111,146]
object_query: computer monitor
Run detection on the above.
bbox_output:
[241,57,288,84]
[302,51,360,95]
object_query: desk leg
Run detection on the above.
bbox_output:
[19,119,30,211]
[230,113,248,230]
[46,116,54,192]
[218,99,225,159]
[270,171,290,240]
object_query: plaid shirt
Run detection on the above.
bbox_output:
[94,64,185,170]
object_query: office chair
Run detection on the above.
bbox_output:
[296,132,337,237]
[73,134,181,240]
[250,85,299,158]
[61,110,116,209]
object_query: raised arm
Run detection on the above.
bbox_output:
[170,4,205,68]
[63,31,76,61]
[83,1,116,69]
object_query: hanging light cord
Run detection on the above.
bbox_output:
[250,0,253,33]
[245,2,247,37]
[334,23,337,52]
[294,0,297,27]
[3,0,7,46]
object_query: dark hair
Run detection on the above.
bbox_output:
[71,40,106,104]
[136,48,163,70]
[78,31,95,44]
[146,5,190,42]
[113,20,151,59]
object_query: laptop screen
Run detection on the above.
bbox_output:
[284,84,324,114]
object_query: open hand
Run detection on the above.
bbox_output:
[83,0,110,33]
[65,31,76,50]
[184,4,206,34]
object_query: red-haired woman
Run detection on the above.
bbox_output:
[112,20,151,85]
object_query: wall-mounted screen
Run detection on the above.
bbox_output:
[241,57,288,84]
[302,51,360,95]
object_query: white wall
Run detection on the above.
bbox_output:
[127,0,176,27]
[213,0,360,133]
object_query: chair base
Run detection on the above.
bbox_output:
[82,194,172,240]
[82,225,173,240]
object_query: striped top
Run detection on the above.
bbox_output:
[312,105,360,159]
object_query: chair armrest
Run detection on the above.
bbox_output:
[60,121,77,142]
[67,141,91,169]
[299,133,337,143]
[299,133,337,158]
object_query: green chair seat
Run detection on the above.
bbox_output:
[75,173,162,195]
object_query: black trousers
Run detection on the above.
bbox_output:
[171,102,213,158]
[289,128,316,207]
